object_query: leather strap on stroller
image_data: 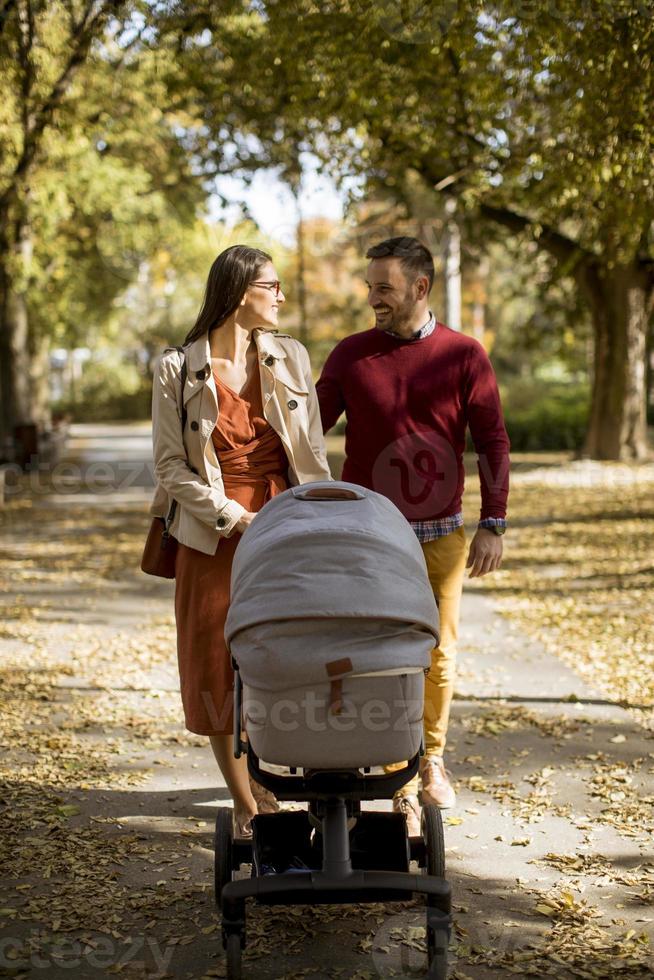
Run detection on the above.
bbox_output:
[326,657,353,716]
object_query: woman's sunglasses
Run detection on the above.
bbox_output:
[250,280,282,298]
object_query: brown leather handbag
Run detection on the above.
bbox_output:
[140,348,187,578]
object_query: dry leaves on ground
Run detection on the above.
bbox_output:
[464,461,654,715]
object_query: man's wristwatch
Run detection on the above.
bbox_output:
[479,521,506,536]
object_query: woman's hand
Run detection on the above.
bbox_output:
[235,511,257,533]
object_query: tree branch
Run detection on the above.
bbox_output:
[477,202,589,263]
[0,0,129,209]
[411,150,593,267]
[16,0,35,134]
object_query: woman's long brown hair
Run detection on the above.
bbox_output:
[183,245,272,345]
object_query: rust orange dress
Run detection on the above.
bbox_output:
[174,371,289,735]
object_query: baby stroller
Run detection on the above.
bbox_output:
[216,481,452,979]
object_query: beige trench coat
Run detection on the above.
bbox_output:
[149,329,332,555]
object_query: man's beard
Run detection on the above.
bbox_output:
[374,291,416,334]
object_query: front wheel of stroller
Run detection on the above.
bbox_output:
[214,807,234,905]
[421,804,445,878]
[426,925,448,980]
[225,932,242,980]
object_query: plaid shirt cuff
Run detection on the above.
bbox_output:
[409,512,464,543]
[478,518,507,530]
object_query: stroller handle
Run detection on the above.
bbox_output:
[233,666,246,758]
[292,486,365,501]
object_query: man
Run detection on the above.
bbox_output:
[316,237,510,836]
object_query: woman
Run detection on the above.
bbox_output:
[150,245,331,837]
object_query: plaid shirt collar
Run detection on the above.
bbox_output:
[384,310,436,342]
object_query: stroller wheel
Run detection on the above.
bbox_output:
[423,806,449,978]
[214,807,234,905]
[426,923,449,979]
[421,804,445,878]
[225,932,242,980]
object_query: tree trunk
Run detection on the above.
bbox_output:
[0,234,14,452]
[29,330,52,429]
[646,307,654,427]
[442,199,461,331]
[581,261,652,460]
[470,255,489,346]
[0,206,42,456]
[296,200,309,349]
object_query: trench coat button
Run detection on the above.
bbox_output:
[287,399,298,410]
[190,420,199,431]
[216,517,227,528]
[195,369,206,380]
[264,355,274,366]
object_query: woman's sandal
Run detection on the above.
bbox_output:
[232,807,255,840]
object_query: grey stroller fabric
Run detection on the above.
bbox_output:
[229,619,435,692]
[225,482,440,647]
[225,481,439,768]
[241,671,426,768]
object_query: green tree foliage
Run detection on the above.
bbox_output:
[0,1,204,442]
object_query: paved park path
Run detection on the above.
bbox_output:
[0,423,651,980]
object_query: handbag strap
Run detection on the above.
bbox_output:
[164,345,188,535]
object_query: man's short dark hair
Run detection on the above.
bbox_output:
[366,237,434,292]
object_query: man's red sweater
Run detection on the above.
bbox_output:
[316,324,510,523]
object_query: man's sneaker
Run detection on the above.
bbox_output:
[420,756,456,809]
[393,792,421,837]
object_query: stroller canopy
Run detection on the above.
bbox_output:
[224,481,439,688]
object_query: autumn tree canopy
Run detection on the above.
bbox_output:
[169,0,654,459]
[1,1,652,460]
